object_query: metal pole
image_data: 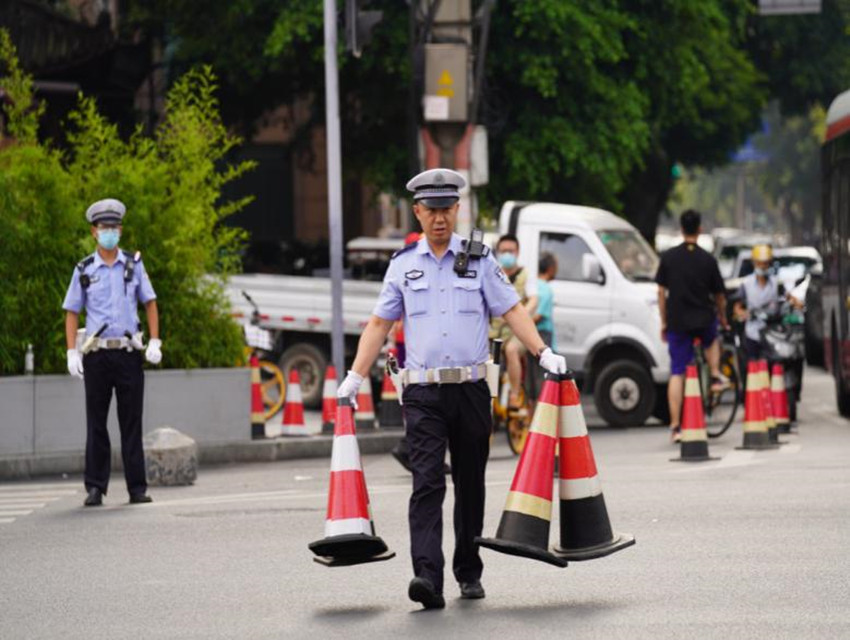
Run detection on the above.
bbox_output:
[325,0,345,377]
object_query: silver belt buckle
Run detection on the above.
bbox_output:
[437,368,461,384]
[105,339,120,349]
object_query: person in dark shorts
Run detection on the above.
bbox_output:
[655,210,729,442]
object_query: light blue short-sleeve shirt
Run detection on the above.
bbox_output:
[62,249,157,338]
[373,233,520,370]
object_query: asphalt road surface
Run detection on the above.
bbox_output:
[2,367,849,639]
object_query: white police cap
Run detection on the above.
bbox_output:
[85,198,126,225]
[406,168,466,208]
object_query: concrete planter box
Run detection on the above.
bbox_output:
[0,368,250,461]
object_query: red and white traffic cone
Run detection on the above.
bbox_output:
[378,371,403,429]
[308,398,395,566]
[476,372,567,567]
[280,369,307,437]
[737,360,776,450]
[321,365,337,435]
[250,354,265,440]
[759,360,781,444]
[771,363,792,434]
[354,376,377,431]
[671,364,717,462]
[553,375,635,561]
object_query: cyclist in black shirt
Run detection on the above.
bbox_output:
[655,210,729,442]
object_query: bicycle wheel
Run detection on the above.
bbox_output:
[259,360,285,420]
[705,357,740,438]
[506,389,531,455]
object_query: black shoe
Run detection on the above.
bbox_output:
[459,580,485,600]
[408,577,445,610]
[129,493,152,504]
[83,488,103,507]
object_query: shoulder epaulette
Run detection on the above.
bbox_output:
[76,255,95,272]
[391,243,417,260]
[122,250,141,262]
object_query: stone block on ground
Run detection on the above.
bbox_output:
[144,426,198,486]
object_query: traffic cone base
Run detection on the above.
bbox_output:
[476,377,567,568]
[553,377,635,562]
[309,398,395,567]
[671,366,718,462]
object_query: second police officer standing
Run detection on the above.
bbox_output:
[63,199,160,507]
[337,169,567,609]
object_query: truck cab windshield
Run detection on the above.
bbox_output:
[598,230,659,282]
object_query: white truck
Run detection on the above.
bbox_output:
[226,202,670,426]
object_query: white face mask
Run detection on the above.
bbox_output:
[754,267,768,277]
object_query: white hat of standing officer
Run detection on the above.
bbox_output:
[85,198,126,225]
[406,169,467,208]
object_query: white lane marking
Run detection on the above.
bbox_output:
[0,518,15,524]
[0,502,47,509]
[0,510,33,517]
[0,491,77,498]
[0,495,62,502]
[0,498,53,505]
[0,483,78,491]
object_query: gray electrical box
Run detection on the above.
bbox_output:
[423,43,468,122]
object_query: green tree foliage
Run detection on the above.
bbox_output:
[125,2,767,237]
[0,30,251,374]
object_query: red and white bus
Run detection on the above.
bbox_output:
[821,88,850,415]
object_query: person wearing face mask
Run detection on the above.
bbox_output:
[489,234,538,412]
[62,199,160,507]
[734,244,803,363]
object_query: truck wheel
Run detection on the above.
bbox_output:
[594,360,656,427]
[279,343,328,409]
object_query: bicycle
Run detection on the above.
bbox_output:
[489,339,533,455]
[241,291,286,420]
[692,329,742,438]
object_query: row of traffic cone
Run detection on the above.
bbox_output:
[672,359,792,461]
[740,359,791,450]
[309,370,635,568]
[250,357,395,439]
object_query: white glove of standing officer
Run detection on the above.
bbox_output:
[145,338,162,365]
[66,349,84,380]
[539,347,567,375]
[337,370,364,409]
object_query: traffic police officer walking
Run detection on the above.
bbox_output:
[63,199,161,507]
[337,169,566,609]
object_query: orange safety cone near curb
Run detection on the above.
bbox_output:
[378,370,403,429]
[476,372,567,567]
[250,354,265,440]
[552,375,635,561]
[308,398,395,566]
[354,376,378,431]
[281,369,307,437]
[737,361,777,450]
[671,364,718,462]
[759,360,781,445]
[771,363,792,434]
[321,366,338,435]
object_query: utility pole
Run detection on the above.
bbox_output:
[413,0,494,236]
[324,0,345,377]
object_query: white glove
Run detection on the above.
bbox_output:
[539,347,567,375]
[337,370,364,409]
[66,349,84,380]
[145,338,162,365]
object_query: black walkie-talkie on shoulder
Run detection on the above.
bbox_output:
[454,228,485,275]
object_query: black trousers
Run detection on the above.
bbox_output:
[82,350,147,496]
[402,380,491,593]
